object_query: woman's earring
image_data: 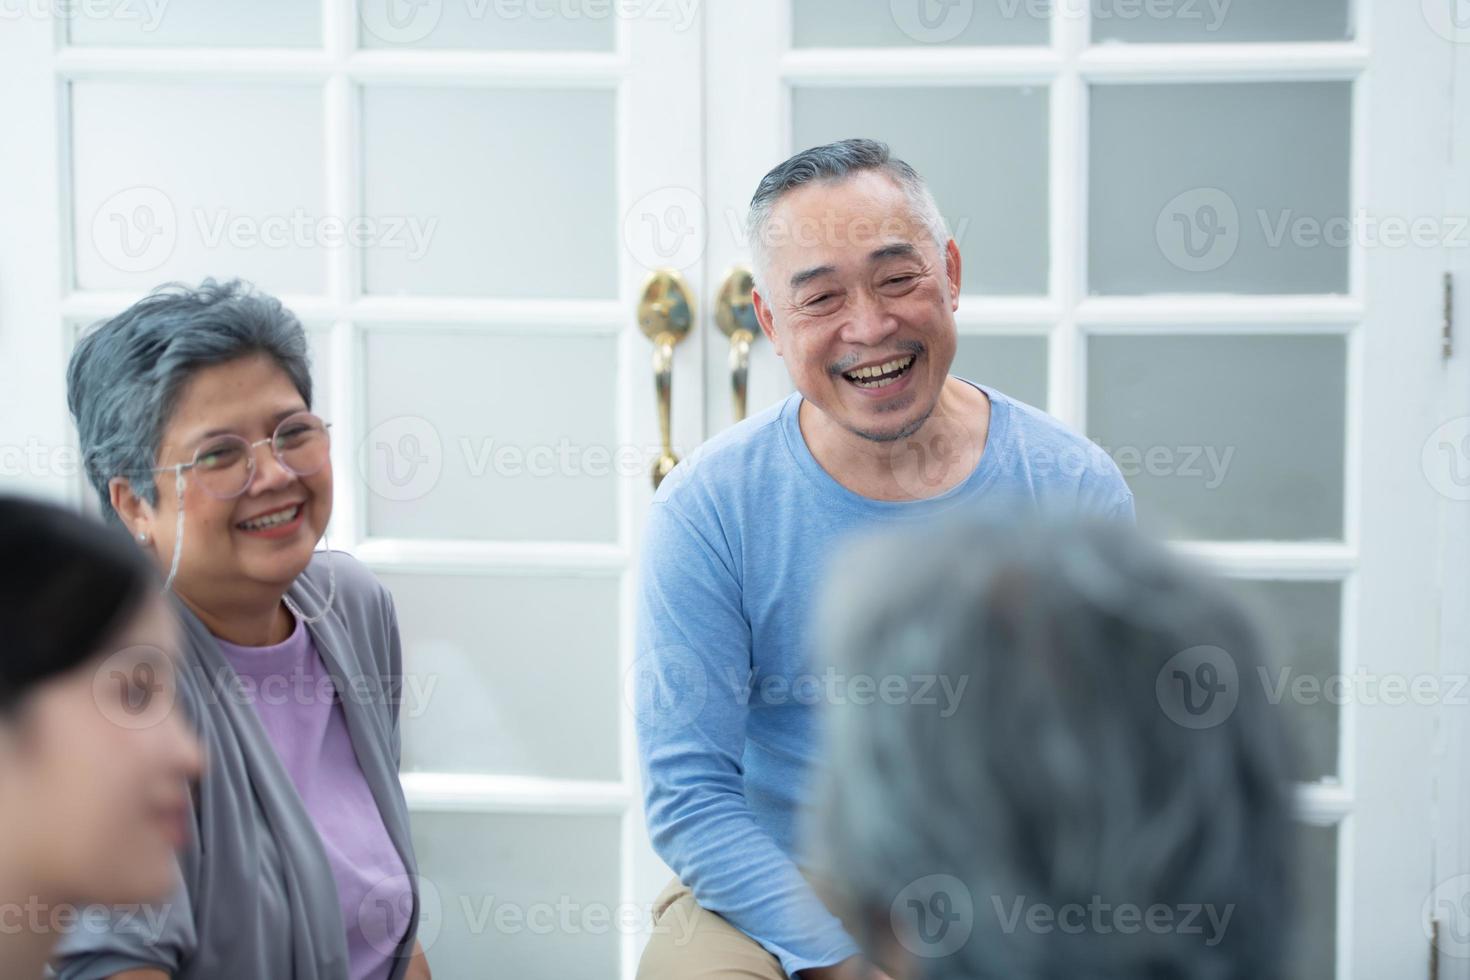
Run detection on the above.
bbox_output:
[137,530,150,544]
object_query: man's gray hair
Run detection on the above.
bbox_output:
[67,278,314,526]
[745,138,950,294]
[811,518,1296,980]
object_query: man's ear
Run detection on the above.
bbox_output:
[945,238,962,310]
[753,287,783,356]
[109,476,154,541]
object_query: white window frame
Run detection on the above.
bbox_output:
[1,4,703,976]
[702,1,1454,976]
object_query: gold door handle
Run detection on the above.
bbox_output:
[638,268,694,490]
[715,266,759,423]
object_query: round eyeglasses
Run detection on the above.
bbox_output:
[155,412,332,499]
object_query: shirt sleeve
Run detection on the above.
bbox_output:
[48,869,197,979]
[635,501,860,976]
[1109,490,1137,524]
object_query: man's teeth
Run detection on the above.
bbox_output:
[238,505,300,531]
[845,355,915,388]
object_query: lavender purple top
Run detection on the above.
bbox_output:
[53,551,419,980]
[216,612,412,980]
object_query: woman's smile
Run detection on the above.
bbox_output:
[234,501,307,539]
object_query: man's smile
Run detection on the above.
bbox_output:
[841,353,916,389]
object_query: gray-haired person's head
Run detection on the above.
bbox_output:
[746,138,949,294]
[811,519,1296,980]
[67,279,313,526]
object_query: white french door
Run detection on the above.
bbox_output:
[2,1,1467,978]
[0,3,694,977]
[695,2,1461,978]
[1430,8,1470,980]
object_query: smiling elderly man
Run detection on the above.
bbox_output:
[633,138,1134,980]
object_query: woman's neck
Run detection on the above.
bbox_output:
[177,589,295,647]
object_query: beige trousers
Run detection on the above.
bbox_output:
[636,877,790,980]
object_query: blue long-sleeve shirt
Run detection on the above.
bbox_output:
[634,380,1133,975]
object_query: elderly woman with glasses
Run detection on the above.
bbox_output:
[55,279,430,980]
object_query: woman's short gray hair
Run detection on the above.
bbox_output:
[67,278,313,525]
[811,518,1296,980]
[745,138,950,294]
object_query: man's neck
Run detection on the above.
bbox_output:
[799,376,991,502]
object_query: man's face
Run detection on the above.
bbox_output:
[752,170,961,443]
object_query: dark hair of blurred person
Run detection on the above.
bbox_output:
[0,495,201,980]
[810,519,1296,980]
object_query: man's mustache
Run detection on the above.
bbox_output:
[828,340,925,377]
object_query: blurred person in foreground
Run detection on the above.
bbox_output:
[57,279,428,980]
[0,496,202,980]
[809,518,1296,980]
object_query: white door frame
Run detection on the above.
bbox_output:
[0,5,697,976]
[1429,10,1470,980]
[700,1,1454,976]
[3,1,1464,976]
[0,15,71,505]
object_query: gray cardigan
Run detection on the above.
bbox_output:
[52,551,421,980]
